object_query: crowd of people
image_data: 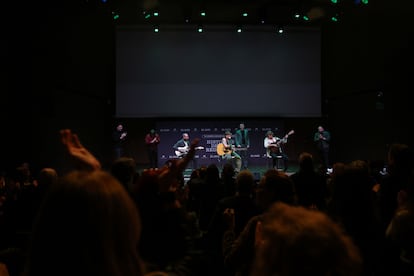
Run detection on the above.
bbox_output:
[0,128,413,276]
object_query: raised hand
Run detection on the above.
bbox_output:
[157,138,200,193]
[60,129,101,171]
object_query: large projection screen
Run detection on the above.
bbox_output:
[116,25,321,118]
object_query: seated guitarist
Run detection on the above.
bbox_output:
[173,133,197,169]
[264,130,289,172]
[221,130,242,173]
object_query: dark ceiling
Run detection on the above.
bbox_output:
[107,0,372,27]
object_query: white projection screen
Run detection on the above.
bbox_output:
[116,25,321,118]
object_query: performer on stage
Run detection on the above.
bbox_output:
[112,123,127,160]
[235,122,250,169]
[313,125,331,169]
[173,133,197,169]
[145,129,160,168]
[173,133,191,158]
[220,130,242,173]
[264,130,289,172]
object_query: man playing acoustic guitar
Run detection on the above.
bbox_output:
[173,133,204,170]
[264,130,294,172]
[217,130,242,173]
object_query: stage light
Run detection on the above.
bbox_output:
[200,11,206,17]
[331,15,339,22]
[112,11,120,20]
[331,0,339,4]
[237,27,242,33]
[277,26,284,34]
[294,13,301,19]
[303,15,310,21]
[101,0,108,3]
[197,25,203,33]
[242,12,248,17]
[153,11,159,17]
[154,26,159,32]
[362,0,368,4]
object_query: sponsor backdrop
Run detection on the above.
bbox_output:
[156,119,291,168]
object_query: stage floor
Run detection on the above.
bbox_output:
[136,163,299,182]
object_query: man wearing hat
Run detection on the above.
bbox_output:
[221,130,242,173]
[264,130,289,172]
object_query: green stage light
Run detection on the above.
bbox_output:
[331,0,338,3]
[112,12,120,20]
[201,11,206,17]
[153,12,159,16]
[242,12,248,17]
[362,0,368,4]
[303,15,309,21]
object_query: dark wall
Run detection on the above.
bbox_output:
[322,0,414,163]
[2,1,414,174]
[2,1,115,174]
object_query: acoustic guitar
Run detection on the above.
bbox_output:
[175,146,204,157]
[268,130,295,154]
[216,143,233,156]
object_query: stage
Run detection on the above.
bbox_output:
[136,163,299,184]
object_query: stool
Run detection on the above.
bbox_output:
[267,155,284,170]
[274,156,284,170]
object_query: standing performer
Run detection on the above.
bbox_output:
[235,122,250,170]
[145,129,160,168]
[112,123,127,160]
[313,126,331,169]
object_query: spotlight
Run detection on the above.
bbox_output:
[331,14,339,22]
[200,11,206,17]
[112,11,120,20]
[153,26,159,33]
[242,12,248,17]
[277,26,284,34]
[143,10,151,19]
[237,27,242,33]
[197,25,203,33]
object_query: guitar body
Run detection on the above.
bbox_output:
[217,143,232,156]
[270,144,281,154]
[175,146,204,157]
[175,145,189,157]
